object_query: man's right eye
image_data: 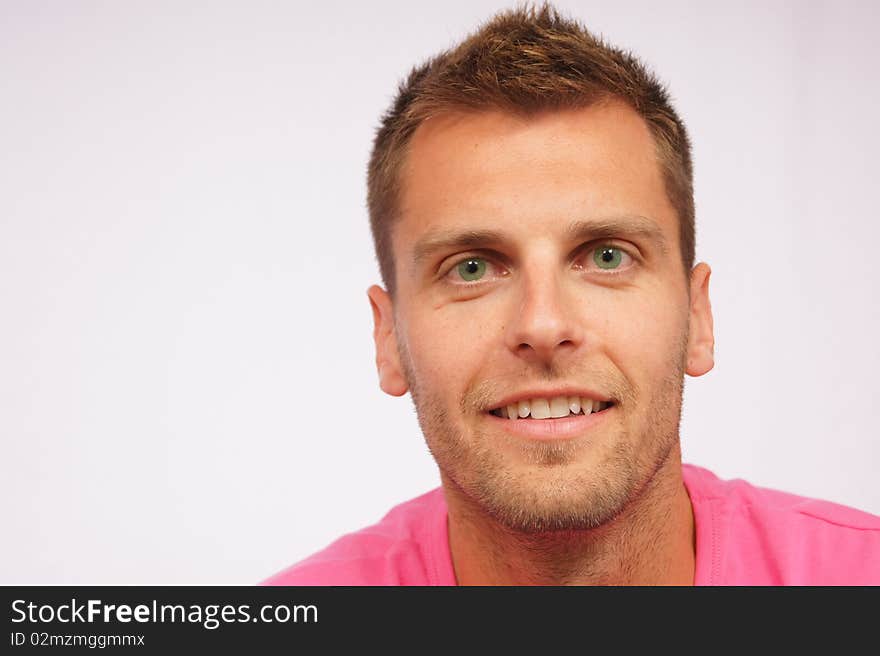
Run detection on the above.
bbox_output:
[456,258,488,282]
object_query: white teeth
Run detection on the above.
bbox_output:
[549,397,569,418]
[530,398,551,419]
[492,396,611,419]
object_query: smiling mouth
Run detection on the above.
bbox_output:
[488,396,614,420]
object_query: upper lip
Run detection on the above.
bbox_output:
[487,387,613,411]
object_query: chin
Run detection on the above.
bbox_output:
[464,450,639,534]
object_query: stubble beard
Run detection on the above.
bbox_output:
[398,332,689,535]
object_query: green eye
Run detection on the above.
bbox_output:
[593,246,623,270]
[456,258,487,281]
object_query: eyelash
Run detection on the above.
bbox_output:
[441,243,637,285]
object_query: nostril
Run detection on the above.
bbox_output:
[516,338,575,353]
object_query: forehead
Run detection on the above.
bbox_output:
[394,101,679,270]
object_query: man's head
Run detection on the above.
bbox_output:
[366,4,714,533]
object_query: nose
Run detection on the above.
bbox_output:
[505,267,584,365]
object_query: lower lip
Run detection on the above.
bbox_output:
[485,406,614,441]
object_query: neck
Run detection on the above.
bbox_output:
[444,446,695,586]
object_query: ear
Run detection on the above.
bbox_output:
[685,262,715,377]
[367,285,409,397]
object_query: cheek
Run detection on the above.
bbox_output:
[602,292,686,371]
[406,307,498,386]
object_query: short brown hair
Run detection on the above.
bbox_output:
[367,2,695,297]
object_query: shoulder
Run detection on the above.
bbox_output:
[261,487,451,586]
[684,464,880,585]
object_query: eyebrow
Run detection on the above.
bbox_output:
[411,215,669,267]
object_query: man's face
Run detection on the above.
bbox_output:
[369,101,714,532]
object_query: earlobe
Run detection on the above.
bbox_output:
[685,262,715,377]
[367,285,409,397]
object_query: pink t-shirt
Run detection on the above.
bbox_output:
[263,464,880,585]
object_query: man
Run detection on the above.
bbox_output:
[266,4,880,585]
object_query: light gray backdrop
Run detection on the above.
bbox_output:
[2,0,878,584]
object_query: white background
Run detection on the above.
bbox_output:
[1,1,877,584]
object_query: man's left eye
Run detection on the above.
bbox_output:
[456,258,488,282]
[587,245,633,272]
